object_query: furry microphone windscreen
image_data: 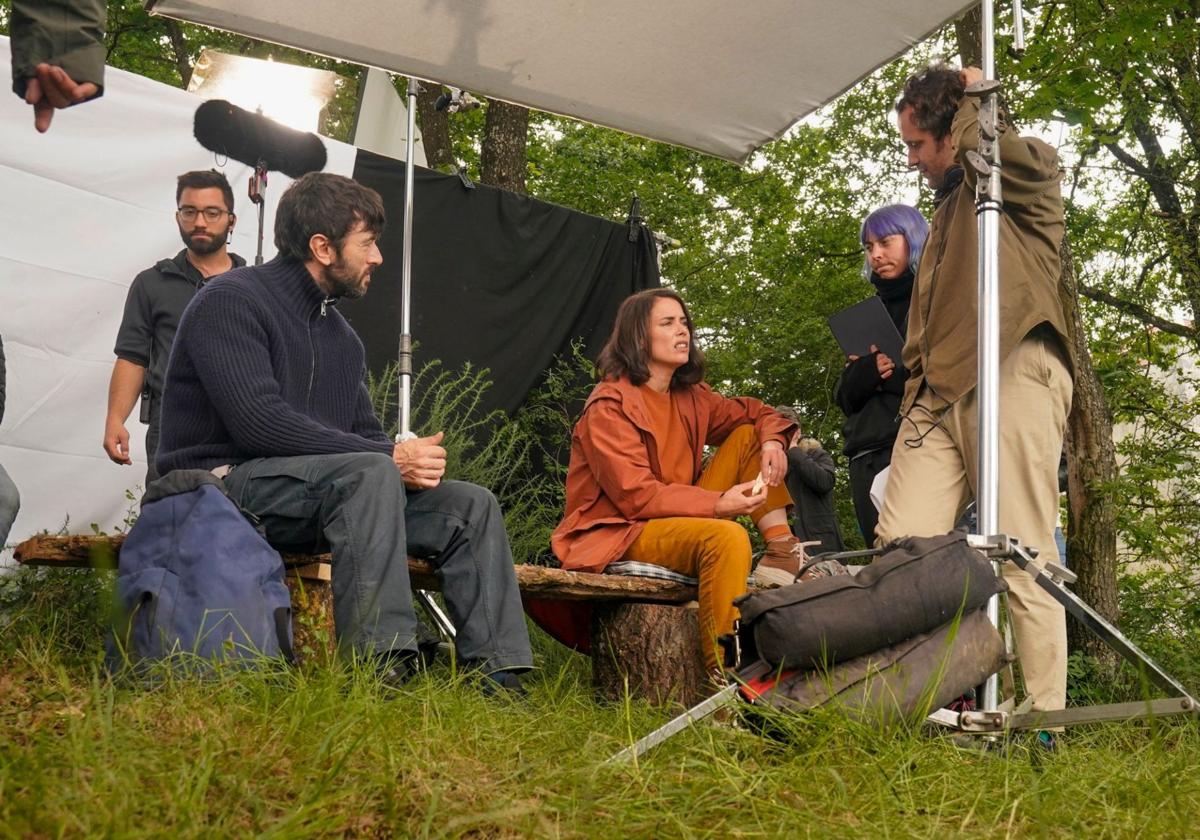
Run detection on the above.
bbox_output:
[193,99,328,179]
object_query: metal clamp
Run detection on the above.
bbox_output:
[965,79,1002,98]
[959,709,1008,732]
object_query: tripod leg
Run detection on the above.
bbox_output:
[416,590,456,641]
[606,683,741,765]
[1009,544,1197,704]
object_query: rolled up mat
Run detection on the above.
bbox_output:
[736,531,1006,669]
[739,607,1007,725]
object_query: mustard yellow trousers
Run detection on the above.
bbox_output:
[623,425,791,670]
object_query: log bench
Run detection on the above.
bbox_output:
[13,534,713,707]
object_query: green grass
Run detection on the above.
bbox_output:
[2,571,1199,838]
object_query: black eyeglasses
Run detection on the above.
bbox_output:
[177,206,230,222]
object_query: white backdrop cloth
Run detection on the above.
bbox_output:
[0,36,356,557]
[147,0,973,163]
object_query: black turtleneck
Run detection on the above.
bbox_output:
[155,256,393,474]
[834,267,915,456]
[870,268,914,334]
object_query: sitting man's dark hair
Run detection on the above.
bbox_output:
[274,172,386,261]
[894,63,966,141]
[176,169,235,212]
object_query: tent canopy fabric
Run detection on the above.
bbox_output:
[147,0,973,163]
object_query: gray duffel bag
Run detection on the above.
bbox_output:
[736,531,1006,669]
[739,608,1007,723]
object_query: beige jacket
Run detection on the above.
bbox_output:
[901,96,1073,413]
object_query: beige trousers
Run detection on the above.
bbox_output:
[876,333,1073,712]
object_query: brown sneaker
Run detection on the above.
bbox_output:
[753,537,805,587]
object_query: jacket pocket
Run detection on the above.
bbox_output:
[114,566,180,661]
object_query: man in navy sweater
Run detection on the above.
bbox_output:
[156,172,532,694]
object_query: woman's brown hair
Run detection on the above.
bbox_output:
[595,288,706,389]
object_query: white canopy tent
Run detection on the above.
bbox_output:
[145,0,976,443]
[147,0,973,163]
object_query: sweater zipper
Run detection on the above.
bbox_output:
[307,300,331,409]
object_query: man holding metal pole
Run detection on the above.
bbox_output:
[875,64,1074,724]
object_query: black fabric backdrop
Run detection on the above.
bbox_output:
[340,150,660,418]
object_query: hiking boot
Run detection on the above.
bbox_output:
[481,669,529,699]
[377,650,422,693]
[753,536,805,587]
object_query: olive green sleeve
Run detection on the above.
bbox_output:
[10,0,106,100]
[953,95,1062,208]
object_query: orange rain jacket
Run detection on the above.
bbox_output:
[551,376,794,573]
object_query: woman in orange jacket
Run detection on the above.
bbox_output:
[551,288,799,671]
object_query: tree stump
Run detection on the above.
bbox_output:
[591,601,709,709]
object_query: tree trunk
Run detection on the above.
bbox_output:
[480,99,528,194]
[1058,238,1121,663]
[954,5,983,69]
[414,83,455,171]
[591,602,709,709]
[163,20,193,88]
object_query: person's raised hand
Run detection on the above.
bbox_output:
[714,480,767,518]
[393,431,447,489]
[25,64,100,133]
[102,417,133,466]
[961,66,984,89]
[760,440,787,487]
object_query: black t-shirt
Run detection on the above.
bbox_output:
[113,249,244,417]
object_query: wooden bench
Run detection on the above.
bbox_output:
[14,534,713,707]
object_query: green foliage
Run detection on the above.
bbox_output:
[368,348,595,565]
[1117,566,1200,689]
[4,594,1200,836]
[0,565,112,666]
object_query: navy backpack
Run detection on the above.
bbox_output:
[109,470,294,672]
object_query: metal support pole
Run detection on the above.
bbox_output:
[396,76,419,443]
[975,0,1004,713]
[392,77,457,642]
[1011,0,1027,56]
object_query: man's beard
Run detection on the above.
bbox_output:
[179,226,229,256]
[323,256,368,299]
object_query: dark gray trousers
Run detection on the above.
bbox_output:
[848,447,891,546]
[222,452,532,673]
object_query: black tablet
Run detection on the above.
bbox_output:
[827,297,905,361]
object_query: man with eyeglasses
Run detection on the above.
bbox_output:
[105,170,246,484]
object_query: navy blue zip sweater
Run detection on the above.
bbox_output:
[155,256,393,475]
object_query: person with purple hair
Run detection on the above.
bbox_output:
[834,203,928,544]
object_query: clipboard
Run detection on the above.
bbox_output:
[827,296,905,362]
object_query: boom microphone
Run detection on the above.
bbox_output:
[193,99,327,178]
